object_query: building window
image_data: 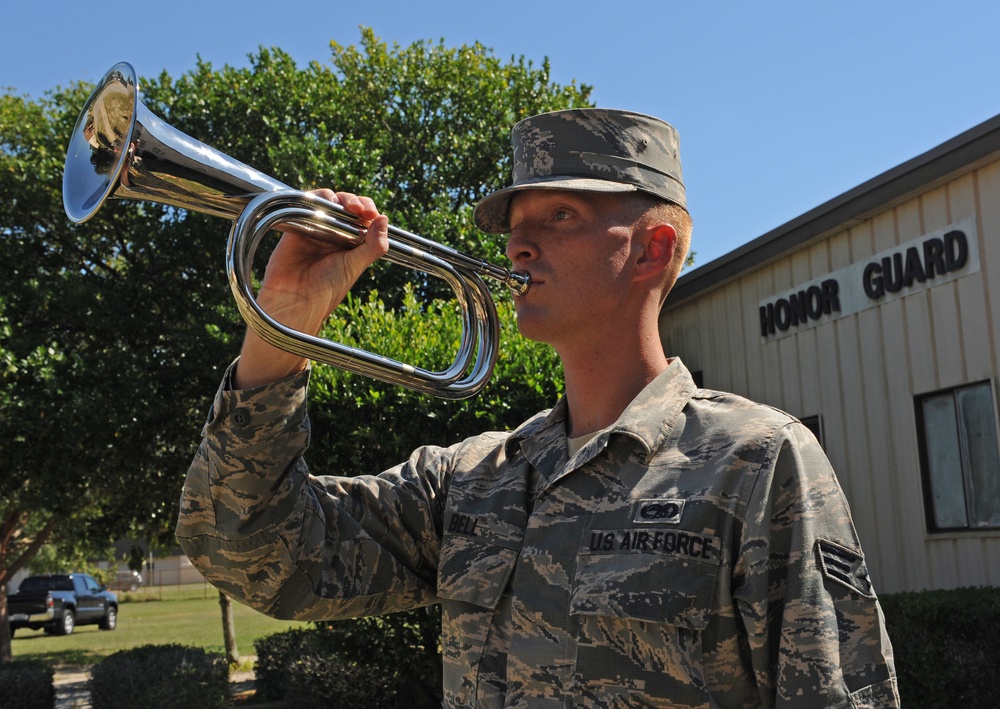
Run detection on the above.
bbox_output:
[916,381,1000,532]
[800,415,824,447]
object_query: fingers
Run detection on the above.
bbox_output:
[310,188,388,263]
[288,189,386,256]
[338,190,388,263]
[335,191,382,222]
[307,188,381,221]
[295,188,389,279]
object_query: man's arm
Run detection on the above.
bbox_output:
[176,362,443,620]
[734,422,899,708]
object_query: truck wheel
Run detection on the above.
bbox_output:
[99,607,118,631]
[57,610,75,636]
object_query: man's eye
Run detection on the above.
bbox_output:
[554,209,571,221]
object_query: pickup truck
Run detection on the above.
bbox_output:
[7,573,118,636]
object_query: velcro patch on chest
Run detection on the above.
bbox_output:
[633,498,685,524]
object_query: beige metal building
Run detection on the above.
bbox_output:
[659,115,1000,595]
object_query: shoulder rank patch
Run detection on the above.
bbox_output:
[817,538,874,597]
[633,498,685,524]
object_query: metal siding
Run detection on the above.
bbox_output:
[782,249,813,417]
[878,296,924,591]
[854,305,893,584]
[969,163,1000,588]
[976,163,1000,384]
[741,272,769,402]
[710,290,733,390]
[953,174,993,381]
[865,202,935,590]
[720,285,748,394]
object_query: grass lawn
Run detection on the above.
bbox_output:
[10,583,310,667]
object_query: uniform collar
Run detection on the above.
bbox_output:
[504,358,699,466]
[609,357,699,461]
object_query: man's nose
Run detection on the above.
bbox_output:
[506,227,538,264]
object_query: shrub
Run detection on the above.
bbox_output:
[284,652,402,707]
[311,608,442,707]
[881,586,1000,709]
[0,660,54,709]
[255,609,440,708]
[88,644,228,709]
[253,627,332,701]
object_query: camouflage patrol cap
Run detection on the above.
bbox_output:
[474,108,686,234]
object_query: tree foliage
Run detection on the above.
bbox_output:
[309,286,564,473]
[140,28,591,303]
[0,80,238,664]
[0,28,591,662]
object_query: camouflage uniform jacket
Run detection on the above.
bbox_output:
[176,358,899,708]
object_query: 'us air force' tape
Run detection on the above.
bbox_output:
[586,528,717,561]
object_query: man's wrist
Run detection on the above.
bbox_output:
[233,330,310,390]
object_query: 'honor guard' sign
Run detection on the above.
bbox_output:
[758,216,979,340]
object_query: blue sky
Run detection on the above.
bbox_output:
[4,0,1000,268]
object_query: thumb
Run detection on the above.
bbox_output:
[337,214,390,284]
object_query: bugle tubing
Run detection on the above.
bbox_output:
[62,62,529,399]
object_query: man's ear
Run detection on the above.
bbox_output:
[633,224,677,281]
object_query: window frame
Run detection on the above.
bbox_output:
[915,379,1000,533]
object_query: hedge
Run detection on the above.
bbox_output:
[0,660,54,709]
[254,625,402,706]
[87,644,228,709]
[254,609,440,708]
[881,586,1000,708]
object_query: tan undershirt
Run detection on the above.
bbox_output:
[567,431,599,458]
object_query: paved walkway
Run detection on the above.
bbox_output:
[52,661,256,708]
[53,666,91,708]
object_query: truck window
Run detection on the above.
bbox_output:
[19,577,46,593]
[18,576,74,592]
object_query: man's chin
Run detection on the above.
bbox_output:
[513,312,553,345]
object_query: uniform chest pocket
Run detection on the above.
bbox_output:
[436,515,524,610]
[570,550,720,630]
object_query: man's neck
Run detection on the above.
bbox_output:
[558,330,669,439]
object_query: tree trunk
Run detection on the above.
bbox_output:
[0,512,58,663]
[0,581,11,664]
[219,591,239,665]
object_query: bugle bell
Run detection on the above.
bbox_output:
[62,62,529,399]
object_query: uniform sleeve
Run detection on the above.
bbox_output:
[175,361,445,621]
[732,422,900,708]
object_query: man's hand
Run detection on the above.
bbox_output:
[233,189,389,389]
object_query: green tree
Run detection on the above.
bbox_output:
[310,287,565,472]
[0,83,238,663]
[139,28,590,303]
[0,28,590,663]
